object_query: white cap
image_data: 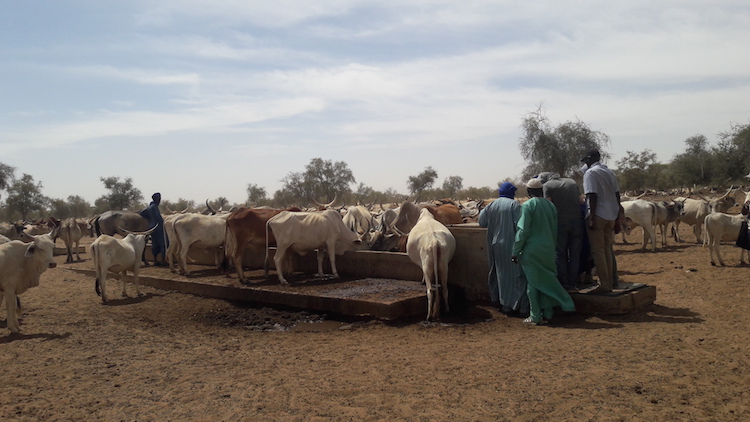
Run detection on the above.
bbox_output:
[527,178,543,189]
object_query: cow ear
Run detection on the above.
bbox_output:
[25,243,36,257]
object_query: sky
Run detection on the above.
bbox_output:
[2,1,749,206]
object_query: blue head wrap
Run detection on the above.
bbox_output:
[498,182,517,199]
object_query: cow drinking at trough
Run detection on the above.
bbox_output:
[0,234,57,333]
[171,212,230,276]
[266,209,364,285]
[406,208,456,320]
[89,226,156,304]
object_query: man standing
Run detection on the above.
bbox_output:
[478,182,529,316]
[511,178,575,325]
[581,150,623,293]
[538,172,584,292]
[140,192,168,266]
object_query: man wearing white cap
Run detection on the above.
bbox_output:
[511,178,575,325]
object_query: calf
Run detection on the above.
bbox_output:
[406,208,456,320]
[0,234,57,333]
[90,227,154,304]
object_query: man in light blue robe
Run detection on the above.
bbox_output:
[478,182,530,316]
[512,178,576,325]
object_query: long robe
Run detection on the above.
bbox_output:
[139,202,167,258]
[512,197,575,322]
[478,197,529,315]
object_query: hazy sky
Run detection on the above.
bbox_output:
[2,1,749,205]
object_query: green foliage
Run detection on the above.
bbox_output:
[615,150,657,191]
[442,176,463,198]
[407,166,438,198]
[274,158,356,207]
[0,162,15,198]
[518,106,611,179]
[96,177,143,211]
[246,184,268,206]
[5,174,48,221]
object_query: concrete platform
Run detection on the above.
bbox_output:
[571,282,657,315]
[66,267,428,320]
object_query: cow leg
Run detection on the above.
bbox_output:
[316,248,326,277]
[4,291,20,333]
[120,271,129,298]
[425,278,434,321]
[179,241,193,276]
[132,269,142,297]
[233,243,247,282]
[326,242,340,278]
[167,239,179,273]
[693,224,703,244]
[274,246,289,285]
[75,240,82,261]
[441,261,450,314]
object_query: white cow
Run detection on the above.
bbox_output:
[342,205,375,243]
[0,234,57,333]
[703,212,750,266]
[621,199,658,251]
[653,200,685,246]
[57,218,84,263]
[90,227,155,304]
[266,209,363,285]
[406,208,456,320]
[171,212,230,275]
[675,188,737,243]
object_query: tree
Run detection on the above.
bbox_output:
[442,176,463,198]
[670,135,712,187]
[518,106,611,179]
[615,149,657,192]
[97,177,143,210]
[0,162,15,200]
[246,183,268,205]
[278,158,356,205]
[5,174,48,221]
[714,122,750,183]
[407,166,438,199]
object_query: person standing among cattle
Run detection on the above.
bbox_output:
[538,172,585,292]
[580,149,623,294]
[139,192,168,266]
[478,182,529,316]
[511,178,575,325]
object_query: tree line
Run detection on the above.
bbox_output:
[2,108,748,221]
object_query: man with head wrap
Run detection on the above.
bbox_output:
[512,178,575,325]
[478,182,529,316]
[537,172,585,292]
[139,192,168,266]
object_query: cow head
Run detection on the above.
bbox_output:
[25,234,57,269]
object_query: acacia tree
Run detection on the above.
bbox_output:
[518,106,611,179]
[442,176,463,198]
[276,158,356,206]
[246,183,268,205]
[0,162,15,201]
[97,176,143,211]
[615,149,657,192]
[5,173,48,221]
[670,135,712,187]
[407,166,438,199]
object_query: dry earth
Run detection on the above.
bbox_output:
[1,216,749,421]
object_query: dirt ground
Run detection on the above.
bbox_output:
[1,218,749,421]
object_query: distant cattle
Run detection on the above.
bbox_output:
[0,222,33,242]
[406,208,456,320]
[266,209,364,284]
[0,234,57,333]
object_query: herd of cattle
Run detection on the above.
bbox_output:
[1,189,749,332]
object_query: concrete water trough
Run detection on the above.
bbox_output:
[62,224,656,318]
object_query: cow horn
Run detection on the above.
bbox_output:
[313,194,337,209]
[205,199,217,215]
[117,225,158,236]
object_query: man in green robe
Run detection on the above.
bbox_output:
[512,178,576,325]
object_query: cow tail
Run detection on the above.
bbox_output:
[264,219,271,275]
[221,222,236,273]
[702,214,710,248]
[433,240,441,289]
[92,243,102,297]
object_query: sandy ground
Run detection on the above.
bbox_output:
[1,221,749,422]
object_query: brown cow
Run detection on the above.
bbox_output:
[224,207,300,283]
